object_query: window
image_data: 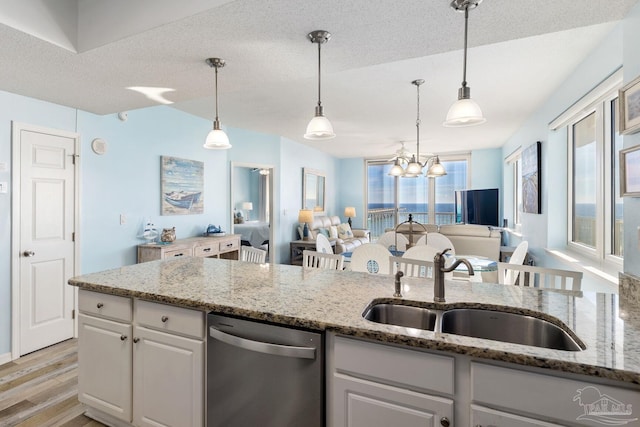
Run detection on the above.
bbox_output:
[567,90,623,261]
[366,155,469,239]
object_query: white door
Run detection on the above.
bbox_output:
[14,123,78,356]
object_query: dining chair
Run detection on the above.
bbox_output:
[376,231,409,252]
[416,232,455,253]
[389,256,434,278]
[402,245,453,280]
[315,233,334,254]
[503,241,528,285]
[350,243,392,274]
[497,262,583,291]
[302,250,344,270]
[240,246,267,264]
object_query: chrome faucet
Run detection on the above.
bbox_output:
[433,248,474,303]
[394,271,404,298]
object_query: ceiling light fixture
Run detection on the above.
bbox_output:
[443,0,486,127]
[388,80,446,178]
[204,57,231,149]
[304,30,335,140]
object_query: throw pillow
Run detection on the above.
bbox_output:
[337,223,354,239]
[329,225,339,239]
[317,228,330,238]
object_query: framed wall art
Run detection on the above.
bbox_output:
[161,156,204,215]
[620,144,640,197]
[619,74,640,135]
[522,141,542,214]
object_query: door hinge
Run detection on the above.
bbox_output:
[72,309,75,320]
[72,232,75,242]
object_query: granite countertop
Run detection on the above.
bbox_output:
[69,257,640,385]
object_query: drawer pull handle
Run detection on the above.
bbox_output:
[174,253,183,257]
[97,303,104,309]
[203,248,211,252]
[133,338,140,343]
[226,243,232,247]
[440,417,450,427]
[161,315,169,323]
[120,335,127,341]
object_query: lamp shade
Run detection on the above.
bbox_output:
[405,159,422,175]
[344,207,356,218]
[426,157,447,177]
[203,128,231,149]
[298,209,314,224]
[304,115,335,140]
[443,98,486,127]
[242,202,253,211]
[388,162,405,177]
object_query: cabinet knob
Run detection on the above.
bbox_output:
[440,417,450,427]
[97,303,104,309]
[161,315,169,323]
[133,337,140,343]
[120,335,127,341]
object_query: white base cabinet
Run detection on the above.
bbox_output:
[471,405,563,427]
[78,290,204,427]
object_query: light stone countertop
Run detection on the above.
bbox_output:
[69,257,640,385]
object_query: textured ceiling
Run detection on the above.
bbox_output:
[0,0,636,158]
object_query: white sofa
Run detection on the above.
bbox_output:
[300,215,369,254]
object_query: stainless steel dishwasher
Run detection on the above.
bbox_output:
[207,313,324,427]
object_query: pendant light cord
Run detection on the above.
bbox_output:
[317,41,322,108]
[214,65,220,122]
[461,6,469,88]
[416,83,420,161]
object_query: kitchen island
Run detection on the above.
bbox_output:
[69,257,640,426]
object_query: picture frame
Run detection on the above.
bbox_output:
[161,156,204,215]
[620,144,640,197]
[619,74,640,135]
[522,141,542,214]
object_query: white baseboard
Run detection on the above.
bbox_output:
[0,352,12,366]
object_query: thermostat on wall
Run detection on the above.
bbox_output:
[91,138,107,155]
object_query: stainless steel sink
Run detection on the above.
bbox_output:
[362,302,584,351]
[440,308,584,351]
[362,303,437,331]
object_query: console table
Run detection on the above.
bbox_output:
[289,239,336,265]
[138,235,240,263]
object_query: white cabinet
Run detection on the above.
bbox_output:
[78,313,133,421]
[78,289,204,427]
[471,404,563,427]
[330,335,454,427]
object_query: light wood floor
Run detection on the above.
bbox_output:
[0,339,106,427]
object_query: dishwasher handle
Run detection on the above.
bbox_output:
[209,326,316,360]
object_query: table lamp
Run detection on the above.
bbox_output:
[298,209,314,240]
[242,202,253,221]
[344,207,356,228]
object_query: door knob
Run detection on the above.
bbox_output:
[23,250,35,257]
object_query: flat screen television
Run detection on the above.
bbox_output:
[454,188,499,227]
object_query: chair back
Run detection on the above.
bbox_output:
[315,233,334,254]
[302,250,344,270]
[418,232,454,253]
[390,256,433,278]
[497,262,582,291]
[503,241,529,285]
[376,231,409,252]
[403,245,452,280]
[350,243,392,274]
[240,246,267,264]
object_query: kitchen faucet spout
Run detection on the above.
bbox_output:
[433,249,474,303]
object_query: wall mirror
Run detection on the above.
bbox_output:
[231,162,275,263]
[303,168,326,214]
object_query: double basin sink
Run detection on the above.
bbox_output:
[363,301,585,351]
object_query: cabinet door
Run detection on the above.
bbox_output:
[78,314,132,422]
[133,326,204,427]
[471,405,563,427]
[333,373,453,427]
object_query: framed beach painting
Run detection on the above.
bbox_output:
[161,156,204,215]
[522,141,541,214]
[620,144,640,197]
[619,74,640,135]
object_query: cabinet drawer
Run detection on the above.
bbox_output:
[218,238,239,253]
[334,336,454,395]
[164,248,193,259]
[79,289,132,322]
[194,243,218,257]
[135,299,204,340]
[471,362,640,425]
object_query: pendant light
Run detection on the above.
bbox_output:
[405,79,425,176]
[443,0,486,127]
[204,57,231,149]
[304,30,335,140]
[426,155,447,177]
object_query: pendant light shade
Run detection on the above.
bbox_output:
[426,156,447,178]
[305,30,335,140]
[388,159,405,177]
[204,57,231,149]
[443,0,485,128]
